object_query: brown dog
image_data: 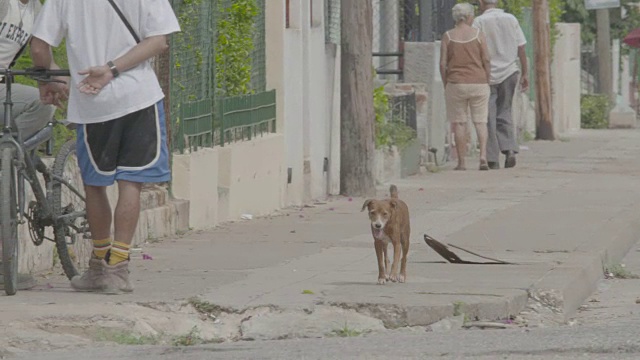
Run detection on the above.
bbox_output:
[361,185,410,285]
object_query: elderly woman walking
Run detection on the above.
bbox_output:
[440,2,491,170]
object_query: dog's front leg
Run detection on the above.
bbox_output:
[383,243,390,280]
[388,239,402,282]
[374,240,386,285]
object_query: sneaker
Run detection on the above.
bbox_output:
[101,260,133,295]
[70,257,105,292]
[0,271,36,290]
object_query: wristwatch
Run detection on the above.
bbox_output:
[107,61,119,78]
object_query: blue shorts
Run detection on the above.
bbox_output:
[76,100,171,187]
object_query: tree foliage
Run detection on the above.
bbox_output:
[562,0,640,46]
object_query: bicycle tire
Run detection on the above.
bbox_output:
[51,140,87,280]
[1,147,18,295]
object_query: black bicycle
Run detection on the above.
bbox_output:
[0,67,89,295]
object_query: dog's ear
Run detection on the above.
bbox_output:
[361,199,373,212]
[390,199,398,209]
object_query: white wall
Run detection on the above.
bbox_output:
[304,0,330,201]
[551,23,582,135]
[282,0,305,206]
[272,0,338,205]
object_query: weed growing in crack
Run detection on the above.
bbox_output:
[173,326,202,347]
[94,329,159,346]
[452,301,471,324]
[188,297,234,317]
[606,264,639,279]
[329,322,365,338]
[302,289,315,295]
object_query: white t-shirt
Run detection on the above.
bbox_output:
[32,0,181,124]
[0,0,37,69]
[472,9,527,85]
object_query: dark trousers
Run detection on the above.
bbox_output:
[487,72,519,163]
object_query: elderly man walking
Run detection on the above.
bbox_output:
[473,0,529,169]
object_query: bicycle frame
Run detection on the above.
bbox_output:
[0,68,84,231]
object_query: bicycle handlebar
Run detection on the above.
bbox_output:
[0,68,70,77]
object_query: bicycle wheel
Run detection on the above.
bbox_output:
[51,140,88,280]
[1,147,18,295]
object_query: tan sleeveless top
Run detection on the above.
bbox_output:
[445,29,487,84]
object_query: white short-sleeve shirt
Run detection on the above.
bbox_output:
[32,0,181,124]
[0,0,38,69]
[472,9,527,85]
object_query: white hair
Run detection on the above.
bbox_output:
[452,3,475,23]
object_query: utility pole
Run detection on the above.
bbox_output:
[340,0,376,197]
[596,8,614,103]
[533,0,554,140]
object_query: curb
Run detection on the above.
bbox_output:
[529,207,640,322]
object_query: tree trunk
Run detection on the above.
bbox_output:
[533,0,554,140]
[340,0,376,197]
[596,9,613,104]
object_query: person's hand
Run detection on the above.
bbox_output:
[78,65,113,95]
[38,81,68,108]
[520,74,529,92]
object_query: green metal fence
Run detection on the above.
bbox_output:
[169,0,272,153]
[220,90,277,146]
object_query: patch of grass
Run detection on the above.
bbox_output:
[452,301,471,324]
[522,130,535,142]
[426,164,440,173]
[188,297,234,317]
[301,289,315,295]
[606,264,640,279]
[172,326,203,347]
[329,322,364,338]
[94,329,159,346]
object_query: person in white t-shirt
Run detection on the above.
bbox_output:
[30,0,180,294]
[473,0,529,169]
[0,0,66,292]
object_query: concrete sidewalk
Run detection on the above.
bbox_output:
[2,130,640,346]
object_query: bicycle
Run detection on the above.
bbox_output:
[0,67,90,295]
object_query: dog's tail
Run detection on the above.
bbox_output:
[389,184,399,199]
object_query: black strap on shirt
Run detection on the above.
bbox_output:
[106,0,141,44]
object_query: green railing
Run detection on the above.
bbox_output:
[177,99,216,152]
[220,90,277,146]
[175,90,276,152]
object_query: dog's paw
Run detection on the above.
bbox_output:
[377,278,387,285]
[388,275,399,283]
[398,274,406,283]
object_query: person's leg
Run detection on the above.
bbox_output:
[102,102,170,294]
[70,124,119,292]
[84,185,113,254]
[486,85,500,168]
[453,122,467,170]
[445,84,468,170]
[0,84,55,140]
[109,180,143,265]
[495,72,519,168]
[469,84,491,170]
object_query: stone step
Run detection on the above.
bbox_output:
[17,183,190,274]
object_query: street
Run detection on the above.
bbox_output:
[3,129,640,359]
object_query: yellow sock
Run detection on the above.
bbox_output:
[92,238,112,259]
[108,241,131,265]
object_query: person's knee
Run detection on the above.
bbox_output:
[84,185,107,196]
[117,180,143,189]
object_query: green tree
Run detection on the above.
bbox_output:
[562,0,640,46]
